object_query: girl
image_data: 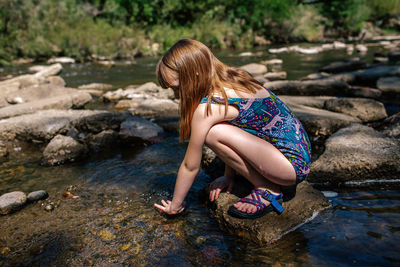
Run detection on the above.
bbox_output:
[154,39,311,219]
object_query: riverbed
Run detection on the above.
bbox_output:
[0,45,400,266]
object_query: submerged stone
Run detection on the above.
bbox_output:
[0,191,27,214]
[27,190,49,202]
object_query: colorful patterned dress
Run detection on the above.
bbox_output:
[201,87,311,182]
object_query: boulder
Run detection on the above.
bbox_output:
[240,63,267,76]
[41,135,88,166]
[377,76,400,94]
[45,76,66,87]
[319,59,366,73]
[279,95,337,109]
[0,109,130,143]
[354,65,400,86]
[119,117,164,145]
[33,63,62,78]
[210,180,330,244]
[264,80,349,96]
[27,190,49,202]
[116,98,179,119]
[78,83,113,91]
[346,86,382,99]
[5,84,81,104]
[87,130,119,151]
[323,98,387,122]
[263,72,287,81]
[288,104,361,138]
[377,112,400,139]
[308,124,400,184]
[0,91,92,119]
[0,191,27,214]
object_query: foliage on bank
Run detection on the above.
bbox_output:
[0,0,399,65]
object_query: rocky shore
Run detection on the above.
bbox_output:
[1,41,399,245]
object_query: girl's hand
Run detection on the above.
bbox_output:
[209,176,234,202]
[154,200,185,215]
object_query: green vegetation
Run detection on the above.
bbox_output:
[0,0,399,65]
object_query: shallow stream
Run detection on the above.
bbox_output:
[0,44,400,266]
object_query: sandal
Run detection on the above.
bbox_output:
[228,188,284,219]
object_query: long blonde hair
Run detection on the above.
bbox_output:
[157,39,262,141]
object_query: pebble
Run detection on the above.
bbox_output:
[321,191,338,198]
[44,204,54,212]
[27,190,49,202]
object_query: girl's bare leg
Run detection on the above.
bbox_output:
[205,123,296,214]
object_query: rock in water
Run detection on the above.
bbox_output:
[42,135,88,166]
[119,117,163,144]
[308,124,400,184]
[0,191,27,214]
[210,181,330,244]
[27,190,49,202]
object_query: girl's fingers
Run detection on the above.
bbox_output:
[154,203,165,211]
[214,188,222,200]
[161,199,168,206]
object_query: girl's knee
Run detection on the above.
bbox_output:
[205,123,230,147]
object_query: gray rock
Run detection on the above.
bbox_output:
[27,190,49,202]
[308,124,400,184]
[33,63,62,78]
[0,191,27,214]
[240,63,267,76]
[88,130,119,151]
[47,57,75,64]
[119,117,163,144]
[377,76,400,94]
[263,71,287,81]
[319,59,366,73]
[78,83,113,91]
[288,104,361,138]
[42,135,88,166]
[347,86,382,99]
[0,109,130,143]
[354,65,400,86]
[264,80,349,96]
[5,84,82,104]
[0,91,92,119]
[116,98,179,119]
[45,76,66,87]
[210,180,330,244]
[324,98,387,122]
[377,112,400,139]
[279,95,337,109]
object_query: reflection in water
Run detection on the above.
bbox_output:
[0,46,400,265]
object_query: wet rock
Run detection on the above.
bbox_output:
[33,63,62,78]
[0,91,92,119]
[103,82,174,102]
[5,84,83,104]
[116,98,179,119]
[78,83,113,91]
[153,115,180,133]
[356,44,368,53]
[202,146,224,178]
[323,98,387,122]
[288,104,361,138]
[264,80,349,96]
[319,59,366,73]
[27,190,49,202]
[119,117,163,145]
[240,63,267,76]
[45,76,66,87]
[88,130,119,151]
[377,76,400,94]
[41,135,88,166]
[44,204,54,212]
[210,181,330,244]
[354,65,400,86]
[347,86,382,99]
[376,112,400,139]
[263,72,287,81]
[0,191,27,214]
[279,95,336,109]
[47,57,75,64]
[308,124,400,184]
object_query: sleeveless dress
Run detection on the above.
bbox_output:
[200,87,311,183]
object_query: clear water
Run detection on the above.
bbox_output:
[0,45,399,266]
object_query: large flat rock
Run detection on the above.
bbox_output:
[210,181,330,244]
[0,91,92,119]
[308,124,400,184]
[264,79,349,96]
